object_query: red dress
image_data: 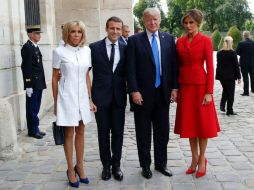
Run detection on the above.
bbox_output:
[174,32,220,138]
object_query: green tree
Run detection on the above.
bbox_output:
[227,26,242,49]
[211,30,221,51]
[243,19,254,32]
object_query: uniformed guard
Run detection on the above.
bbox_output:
[21,26,47,139]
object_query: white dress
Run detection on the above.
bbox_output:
[52,44,92,126]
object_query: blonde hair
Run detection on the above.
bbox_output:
[62,20,86,47]
[143,7,161,21]
[222,36,233,50]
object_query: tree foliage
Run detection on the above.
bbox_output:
[212,30,221,51]
[227,26,242,49]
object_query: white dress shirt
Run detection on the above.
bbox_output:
[105,38,120,72]
[146,30,162,75]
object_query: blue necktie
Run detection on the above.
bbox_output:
[151,33,161,88]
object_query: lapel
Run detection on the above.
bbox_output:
[99,38,111,69]
[141,31,155,66]
[114,42,124,73]
[183,32,202,49]
[158,31,165,73]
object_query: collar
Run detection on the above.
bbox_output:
[65,44,80,51]
[146,29,159,39]
[106,37,119,47]
[29,40,38,47]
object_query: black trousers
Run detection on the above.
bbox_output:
[26,89,42,135]
[220,80,235,113]
[241,66,254,94]
[95,100,125,168]
[134,87,169,168]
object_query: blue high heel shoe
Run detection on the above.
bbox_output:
[66,170,79,188]
[74,165,89,184]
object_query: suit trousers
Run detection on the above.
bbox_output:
[26,89,42,135]
[241,66,254,94]
[95,100,125,168]
[134,86,169,168]
[220,80,235,113]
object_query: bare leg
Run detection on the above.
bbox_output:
[64,127,77,182]
[75,121,86,178]
[198,138,208,172]
[189,138,199,169]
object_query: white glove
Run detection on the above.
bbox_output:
[26,88,33,97]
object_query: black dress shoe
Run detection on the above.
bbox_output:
[39,131,46,136]
[155,166,173,177]
[142,167,152,179]
[226,112,237,116]
[112,167,123,181]
[101,167,111,181]
[28,133,43,139]
[241,93,249,96]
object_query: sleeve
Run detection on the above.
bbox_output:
[232,51,241,79]
[88,47,92,68]
[52,49,61,69]
[21,45,33,88]
[205,37,214,94]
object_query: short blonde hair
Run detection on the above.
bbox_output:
[143,7,161,21]
[222,36,233,50]
[62,20,86,47]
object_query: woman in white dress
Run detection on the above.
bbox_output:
[52,20,96,188]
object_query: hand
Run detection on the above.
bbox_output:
[131,92,143,105]
[170,89,178,103]
[237,79,241,84]
[58,71,61,81]
[54,103,57,115]
[202,93,212,105]
[26,88,33,97]
[89,100,97,112]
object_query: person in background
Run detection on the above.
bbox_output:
[134,26,143,34]
[216,36,241,115]
[119,25,130,45]
[236,31,254,96]
[174,9,220,178]
[21,26,46,139]
[52,20,96,188]
[89,16,127,181]
[126,7,178,179]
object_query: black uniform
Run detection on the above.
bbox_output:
[216,50,241,114]
[21,40,46,136]
[236,38,254,95]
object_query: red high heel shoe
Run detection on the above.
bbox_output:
[185,167,196,174]
[196,158,207,178]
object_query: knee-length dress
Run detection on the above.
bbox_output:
[52,44,92,126]
[174,32,220,138]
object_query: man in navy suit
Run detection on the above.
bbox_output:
[89,17,126,181]
[119,25,130,45]
[236,31,254,96]
[126,8,178,179]
[21,26,46,139]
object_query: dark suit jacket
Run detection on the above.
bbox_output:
[119,36,127,45]
[89,38,127,107]
[126,31,178,107]
[21,40,46,90]
[236,39,254,69]
[216,50,241,80]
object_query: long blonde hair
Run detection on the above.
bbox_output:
[222,36,233,50]
[62,20,86,47]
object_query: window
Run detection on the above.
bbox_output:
[24,0,40,28]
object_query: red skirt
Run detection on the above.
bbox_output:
[174,84,220,138]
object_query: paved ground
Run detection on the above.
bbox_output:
[0,79,254,190]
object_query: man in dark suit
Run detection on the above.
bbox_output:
[89,17,126,181]
[119,25,130,45]
[126,7,178,179]
[236,31,254,96]
[21,26,46,139]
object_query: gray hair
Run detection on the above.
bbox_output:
[243,31,250,39]
[143,7,161,20]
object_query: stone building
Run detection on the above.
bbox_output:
[0,0,133,159]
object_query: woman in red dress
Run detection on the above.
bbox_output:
[174,9,220,178]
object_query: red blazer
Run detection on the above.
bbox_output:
[176,32,214,93]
